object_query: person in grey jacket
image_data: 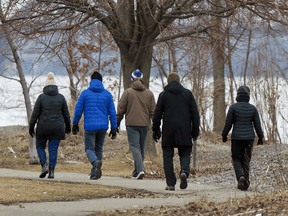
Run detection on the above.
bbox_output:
[222,85,264,191]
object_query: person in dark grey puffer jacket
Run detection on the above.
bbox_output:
[29,72,71,179]
[222,85,264,191]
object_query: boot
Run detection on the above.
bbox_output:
[90,161,98,180]
[48,167,55,179]
[39,162,48,178]
[96,161,102,180]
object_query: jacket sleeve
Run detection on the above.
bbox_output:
[149,91,156,120]
[116,90,128,125]
[108,93,117,129]
[29,95,42,128]
[253,108,264,139]
[222,106,234,137]
[62,96,71,131]
[190,92,200,138]
[72,91,85,124]
[152,92,164,132]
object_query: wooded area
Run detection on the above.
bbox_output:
[1,0,288,161]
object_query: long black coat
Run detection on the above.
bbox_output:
[29,85,71,140]
[222,86,264,140]
[153,81,200,147]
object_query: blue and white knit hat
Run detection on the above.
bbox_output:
[130,69,143,82]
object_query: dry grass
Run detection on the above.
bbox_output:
[91,190,288,216]
[0,177,132,205]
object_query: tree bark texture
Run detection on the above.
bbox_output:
[5,31,38,164]
[211,0,226,134]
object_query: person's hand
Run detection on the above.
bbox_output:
[257,137,263,145]
[153,130,162,142]
[222,136,227,143]
[65,124,71,134]
[191,131,199,141]
[109,129,117,140]
[29,126,35,138]
[192,136,198,141]
[116,122,120,133]
[72,124,79,135]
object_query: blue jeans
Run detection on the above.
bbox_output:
[36,139,60,168]
[126,126,149,176]
[85,130,107,164]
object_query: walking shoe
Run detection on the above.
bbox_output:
[131,171,145,179]
[238,176,245,190]
[165,185,175,191]
[39,162,48,178]
[180,172,188,189]
[48,167,54,179]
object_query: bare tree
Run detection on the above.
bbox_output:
[0,2,38,163]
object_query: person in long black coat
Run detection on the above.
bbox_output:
[29,72,71,179]
[153,72,200,191]
[222,85,264,191]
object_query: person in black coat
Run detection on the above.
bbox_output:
[153,72,200,191]
[29,72,71,179]
[222,85,264,191]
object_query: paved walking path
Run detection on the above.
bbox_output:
[0,168,252,216]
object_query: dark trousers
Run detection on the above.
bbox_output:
[85,130,107,163]
[162,146,192,187]
[231,139,253,189]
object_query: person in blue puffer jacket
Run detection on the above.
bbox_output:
[72,70,118,180]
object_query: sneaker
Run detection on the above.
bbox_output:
[165,185,175,191]
[238,176,245,190]
[180,172,188,189]
[131,171,145,180]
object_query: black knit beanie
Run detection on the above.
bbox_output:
[91,71,102,82]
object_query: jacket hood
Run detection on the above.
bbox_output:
[43,85,58,96]
[236,85,250,102]
[131,79,146,91]
[164,81,185,95]
[89,79,105,92]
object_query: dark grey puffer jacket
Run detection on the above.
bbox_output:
[222,86,264,140]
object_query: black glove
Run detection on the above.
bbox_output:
[116,121,120,133]
[222,136,227,143]
[29,126,35,138]
[72,124,79,135]
[109,129,117,140]
[257,137,263,145]
[192,136,199,141]
[153,130,162,142]
[65,124,71,134]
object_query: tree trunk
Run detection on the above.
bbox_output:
[5,32,38,164]
[211,0,226,134]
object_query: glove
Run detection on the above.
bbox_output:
[65,124,71,134]
[222,136,227,143]
[72,124,79,135]
[257,137,263,145]
[116,121,120,133]
[192,136,199,141]
[109,129,117,140]
[153,130,161,142]
[29,126,35,138]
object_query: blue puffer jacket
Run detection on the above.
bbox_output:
[73,79,117,131]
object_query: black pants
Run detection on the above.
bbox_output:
[162,146,192,187]
[231,139,253,189]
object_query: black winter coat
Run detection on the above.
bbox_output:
[29,85,71,140]
[153,81,200,147]
[222,86,264,140]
